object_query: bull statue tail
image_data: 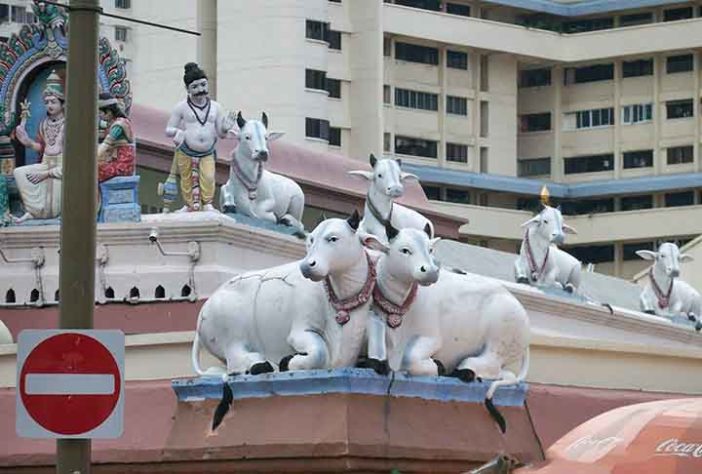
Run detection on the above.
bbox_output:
[484,347,530,435]
[191,331,227,377]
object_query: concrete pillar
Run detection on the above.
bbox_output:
[552,65,563,181]
[197,0,217,99]
[613,59,621,179]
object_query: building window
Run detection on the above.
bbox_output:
[329,127,341,147]
[395,0,441,11]
[446,188,470,204]
[665,191,694,207]
[384,37,392,56]
[447,50,468,70]
[560,198,614,215]
[0,4,9,23]
[666,54,693,74]
[395,135,437,158]
[422,185,441,200]
[621,103,652,125]
[566,108,614,129]
[395,42,439,65]
[384,132,391,152]
[115,0,131,9]
[562,17,613,33]
[620,195,653,211]
[666,99,694,119]
[564,154,614,174]
[622,59,653,78]
[446,95,467,116]
[619,12,653,27]
[623,242,654,261]
[519,68,551,88]
[394,88,438,111]
[326,78,341,98]
[446,143,468,163]
[115,26,128,42]
[328,30,342,50]
[446,3,470,16]
[305,69,327,91]
[383,85,391,104]
[520,112,551,132]
[306,20,329,42]
[566,245,614,264]
[518,158,551,177]
[623,150,653,169]
[305,118,330,141]
[663,7,693,22]
[329,0,342,3]
[667,145,694,165]
[564,64,614,85]
[11,5,34,23]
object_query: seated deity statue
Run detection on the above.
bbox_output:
[97,92,135,182]
[12,70,65,223]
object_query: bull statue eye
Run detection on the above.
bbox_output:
[245,134,252,140]
[378,174,383,179]
[401,248,411,255]
[543,219,549,224]
[328,236,339,243]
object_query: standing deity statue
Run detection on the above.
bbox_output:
[97,92,135,182]
[12,70,65,223]
[164,62,236,212]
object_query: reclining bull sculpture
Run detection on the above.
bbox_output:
[360,222,530,433]
[349,154,433,243]
[220,112,305,232]
[514,204,581,293]
[637,242,702,331]
[191,211,372,378]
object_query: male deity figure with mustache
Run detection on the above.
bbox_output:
[165,62,236,212]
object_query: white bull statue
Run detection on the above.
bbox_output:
[514,203,581,293]
[220,112,305,232]
[359,222,530,433]
[637,242,702,331]
[192,211,374,379]
[349,154,433,243]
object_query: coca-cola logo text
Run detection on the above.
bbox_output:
[655,438,702,458]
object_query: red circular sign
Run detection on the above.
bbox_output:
[19,333,121,435]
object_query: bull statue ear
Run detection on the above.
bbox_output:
[562,223,577,234]
[520,215,541,228]
[346,209,361,231]
[261,112,268,128]
[369,154,377,168]
[636,250,657,261]
[680,253,694,263]
[236,111,246,129]
[316,212,328,227]
[359,231,389,254]
[423,223,432,238]
[267,131,285,142]
[400,171,418,182]
[348,170,373,180]
[385,221,399,241]
[395,158,402,167]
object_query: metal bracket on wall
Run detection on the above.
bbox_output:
[148,227,200,302]
[0,246,46,307]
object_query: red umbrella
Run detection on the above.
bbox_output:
[515,398,702,474]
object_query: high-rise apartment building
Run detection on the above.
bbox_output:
[6,0,702,279]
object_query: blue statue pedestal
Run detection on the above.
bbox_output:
[169,369,541,472]
[98,175,141,223]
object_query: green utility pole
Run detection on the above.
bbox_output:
[57,0,100,472]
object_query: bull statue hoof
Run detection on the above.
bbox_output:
[687,313,697,322]
[433,359,446,376]
[357,357,390,376]
[516,277,529,284]
[563,283,575,293]
[644,309,656,315]
[279,353,307,372]
[696,321,702,332]
[449,368,476,383]
[248,361,275,375]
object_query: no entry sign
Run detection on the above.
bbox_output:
[16,330,124,439]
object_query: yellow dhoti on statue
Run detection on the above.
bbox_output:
[174,145,215,210]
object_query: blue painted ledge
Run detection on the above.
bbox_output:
[172,368,527,407]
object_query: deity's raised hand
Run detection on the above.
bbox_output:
[223,111,237,133]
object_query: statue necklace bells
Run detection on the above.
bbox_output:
[231,157,262,200]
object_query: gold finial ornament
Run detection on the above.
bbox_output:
[540,185,550,206]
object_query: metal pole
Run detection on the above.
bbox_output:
[57,0,100,472]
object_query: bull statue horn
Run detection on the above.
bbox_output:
[261,112,268,128]
[346,209,361,231]
[236,111,246,129]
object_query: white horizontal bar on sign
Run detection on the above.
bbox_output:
[25,374,115,395]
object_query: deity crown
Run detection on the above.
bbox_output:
[42,70,65,101]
